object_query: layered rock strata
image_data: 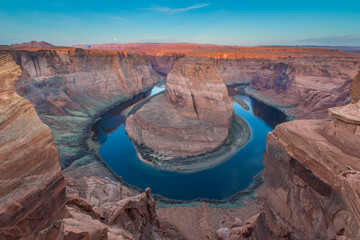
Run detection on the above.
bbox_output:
[76,43,360,119]
[0,54,66,239]
[0,51,161,239]
[5,48,162,169]
[226,102,360,239]
[154,53,359,119]
[350,71,360,102]
[126,57,233,159]
[2,45,360,239]
[64,177,157,240]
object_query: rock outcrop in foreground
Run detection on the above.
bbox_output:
[126,57,233,158]
[0,54,65,239]
[64,177,156,240]
[224,102,360,239]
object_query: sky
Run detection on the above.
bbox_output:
[0,0,360,46]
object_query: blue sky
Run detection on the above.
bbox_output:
[1,0,360,46]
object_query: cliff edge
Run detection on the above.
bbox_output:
[0,54,66,239]
[224,102,360,239]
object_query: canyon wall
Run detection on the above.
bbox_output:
[0,50,162,239]
[350,70,360,102]
[262,114,360,239]
[140,46,360,120]
[0,54,65,239]
[5,48,162,169]
[76,44,360,119]
[1,45,360,239]
[210,57,359,119]
[225,103,360,239]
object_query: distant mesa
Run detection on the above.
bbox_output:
[11,41,54,48]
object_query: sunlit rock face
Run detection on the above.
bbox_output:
[126,57,233,158]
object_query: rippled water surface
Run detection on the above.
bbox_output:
[92,85,286,200]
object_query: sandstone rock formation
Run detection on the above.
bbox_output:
[227,102,360,239]
[165,57,233,126]
[350,70,360,102]
[76,43,360,119]
[126,57,233,158]
[0,54,65,239]
[5,48,162,169]
[64,177,157,240]
[0,51,160,239]
[2,44,360,239]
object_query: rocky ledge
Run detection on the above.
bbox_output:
[222,102,360,239]
[125,57,241,168]
[0,54,65,239]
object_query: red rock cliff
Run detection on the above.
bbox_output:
[7,48,162,168]
[0,51,160,240]
[226,103,360,239]
[0,54,66,239]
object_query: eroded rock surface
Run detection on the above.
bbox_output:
[227,103,360,239]
[64,177,157,240]
[165,57,233,126]
[2,44,360,239]
[6,48,162,169]
[350,71,360,102]
[0,54,66,239]
[126,57,233,158]
[74,43,360,119]
[0,51,160,240]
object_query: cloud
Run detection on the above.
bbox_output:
[139,3,209,14]
[297,35,360,47]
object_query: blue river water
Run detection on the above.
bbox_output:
[92,86,286,200]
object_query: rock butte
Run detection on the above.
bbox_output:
[125,57,234,158]
[0,41,360,239]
